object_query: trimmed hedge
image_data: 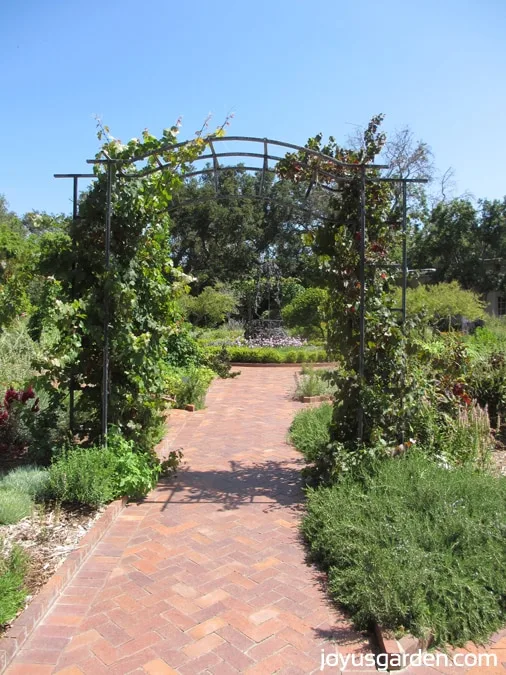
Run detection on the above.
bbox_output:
[206,346,329,363]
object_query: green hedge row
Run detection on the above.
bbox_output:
[207,346,329,363]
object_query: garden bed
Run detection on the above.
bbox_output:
[301,452,506,648]
[0,497,126,671]
[0,504,101,637]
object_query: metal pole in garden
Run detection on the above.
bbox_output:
[400,179,408,445]
[101,161,114,443]
[54,173,95,435]
[401,180,408,325]
[358,165,367,442]
[69,176,78,434]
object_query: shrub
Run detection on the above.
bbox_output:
[166,329,204,368]
[202,346,239,379]
[302,452,506,647]
[0,320,38,389]
[447,403,495,467]
[182,286,237,327]
[47,436,168,506]
[0,384,40,452]
[466,323,506,357]
[293,368,334,399]
[0,488,33,524]
[165,366,215,409]
[288,403,332,466]
[0,379,68,465]
[466,353,506,429]
[0,465,50,501]
[0,542,28,626]
[47,446,117,507]
[399,281,486,326]
[107,433,162,500]
[281,287,328,340]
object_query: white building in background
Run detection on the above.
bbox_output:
[486,291,506,317]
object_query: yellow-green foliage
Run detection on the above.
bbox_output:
[398,281,486,323]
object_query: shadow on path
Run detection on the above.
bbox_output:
[142,458,306,513]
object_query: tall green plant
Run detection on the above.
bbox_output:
[279,116,419,466]
[36,120,229,450]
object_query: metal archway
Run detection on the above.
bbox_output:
[57,134,427,442]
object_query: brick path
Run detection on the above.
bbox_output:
[5,367,505,674]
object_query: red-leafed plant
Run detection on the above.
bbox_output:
[0,385,39,454]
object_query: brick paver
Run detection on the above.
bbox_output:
[5,367,505,674]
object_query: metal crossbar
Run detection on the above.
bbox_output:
[58,135,429,443]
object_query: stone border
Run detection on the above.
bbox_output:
[374,623,433,671]
[0,496,127,673]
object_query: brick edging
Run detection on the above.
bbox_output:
[300,395,334,403]
[0,496,128,673]
[374,623,432,671]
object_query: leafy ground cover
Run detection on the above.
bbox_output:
[290,318,506,648]
[302,452,506,647]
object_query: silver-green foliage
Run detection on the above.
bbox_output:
[0,466,50,501]
[293,367,334,399]
[0,488,33,525]
[303,452,506,646]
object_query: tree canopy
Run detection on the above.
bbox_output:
[169,168,324,290]
[412,197,506,293]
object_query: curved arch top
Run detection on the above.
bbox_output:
[87,134,389,176]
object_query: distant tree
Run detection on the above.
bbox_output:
[411,197,506,294]
[169,167,323,290]
[0,195,73,331]
[281,287,328,340]
[181,286,237,327]
[22,211,70,236]
[412,198,480,288]
[0,196,32,327]
[349,124,434,233]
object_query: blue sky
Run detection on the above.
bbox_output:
[1,0,505,216]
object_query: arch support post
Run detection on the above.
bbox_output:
[357,166,366,442]
[101,161,114,444]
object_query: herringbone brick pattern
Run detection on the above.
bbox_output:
[5,367,505,673]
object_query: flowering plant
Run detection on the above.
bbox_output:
[233,336,307,349]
